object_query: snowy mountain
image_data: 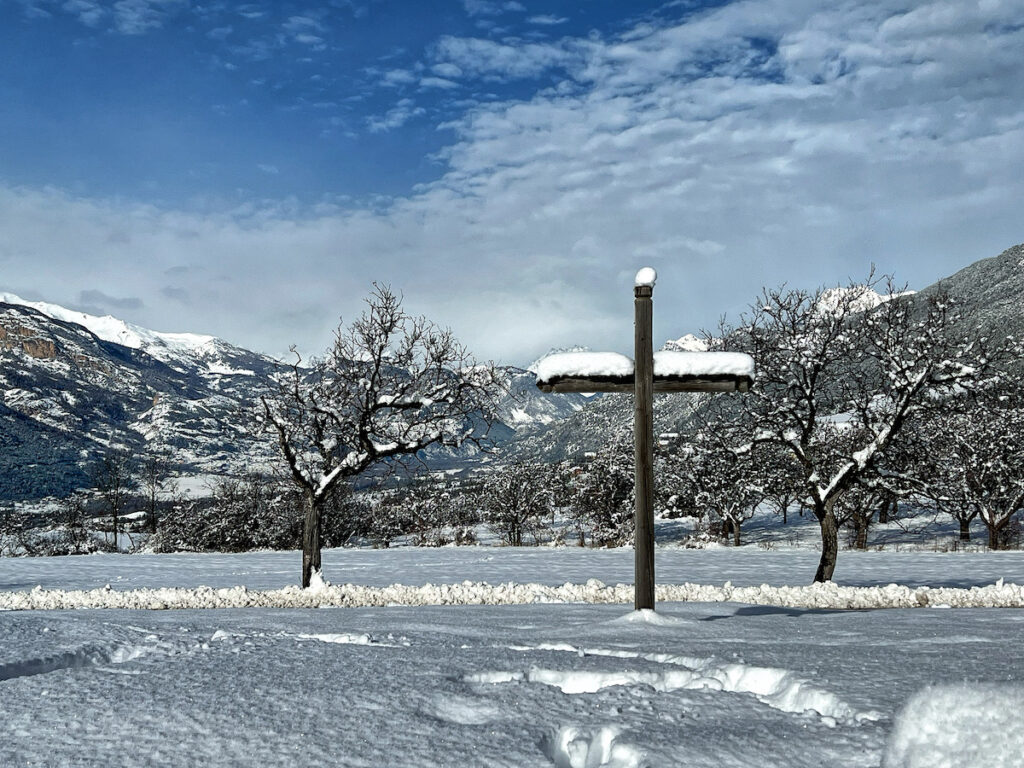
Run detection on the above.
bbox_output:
[0,297,590,500]
[918,243,1024,351]
[0,298,282,500]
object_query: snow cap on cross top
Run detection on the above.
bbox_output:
[634,267,657,287]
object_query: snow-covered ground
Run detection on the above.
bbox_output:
[2,547,1024,766]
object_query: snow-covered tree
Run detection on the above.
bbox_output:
[260,285,502,587]
[571,437,635,547]
[139,446,174,535]
[915,390,1024,549]
[479,461,552,546]
[686,438,763,546]
[720,277,1011,581]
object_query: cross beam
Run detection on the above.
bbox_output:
[536,269,754,611]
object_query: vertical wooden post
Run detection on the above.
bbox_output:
[634,282,655,611]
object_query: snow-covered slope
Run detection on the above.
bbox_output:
[0,292,262,376]
[0,298,280,500]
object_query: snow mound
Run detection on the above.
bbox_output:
[421,694,503,725]
[608,609,689,626]
[4,579,1024,611]
[653,350,754,378]
[884,684,1024,768]
[634,267,657,287]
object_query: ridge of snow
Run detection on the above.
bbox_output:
[5,578,1024,611]
[0,292,222,367]
[653,350,754,378]
[535,351,634,383]
[527,345,591,374]
[816,286,917,315]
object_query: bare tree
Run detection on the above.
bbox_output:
[139,446,175,534]
[91,447,138,551]
[721,277,1010,581]
[260,285,502,587]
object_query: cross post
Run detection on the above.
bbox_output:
[536,268,754,612]
[633,281,655,610]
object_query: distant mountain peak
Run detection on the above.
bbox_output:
[663,334,708,352]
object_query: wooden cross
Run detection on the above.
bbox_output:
[536,268,754,611]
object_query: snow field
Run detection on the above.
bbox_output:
[3,601,1022,767]
[2,549,1023,765]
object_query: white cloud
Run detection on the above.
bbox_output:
[61,0,104,27]
[110,0,188,35]
[379,68,418,87]
[366,98,426,133]
[431,36,585,80]
[527,14,568,26]
[419,76,459,90]
[462,0,525,17]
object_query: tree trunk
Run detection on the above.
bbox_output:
[782,505,787,525]
[732,519,741,547]
[301,496,322,588]
[853,512,869,550]
[813,504,839,583]
[877,498,890,525]
[959,517,971,541]
[112,510,119,552]
[988,522,1000,551]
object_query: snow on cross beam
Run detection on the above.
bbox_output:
[535,350,754,393]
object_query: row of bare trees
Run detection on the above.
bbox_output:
[687,277,1022,581]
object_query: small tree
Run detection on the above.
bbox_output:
[571,437,635,547]
[479,461,552,546]
[260,285,502,587]
[139,446,174,534]
[57,491,95,554]
[91,446,138,551]
[686,438,762,546]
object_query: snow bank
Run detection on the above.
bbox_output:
[4,578,1024,611]
[884,684,1024,768]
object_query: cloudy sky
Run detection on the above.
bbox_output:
[1,0,1022,365]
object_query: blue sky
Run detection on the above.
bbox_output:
[1,0,1022,364]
